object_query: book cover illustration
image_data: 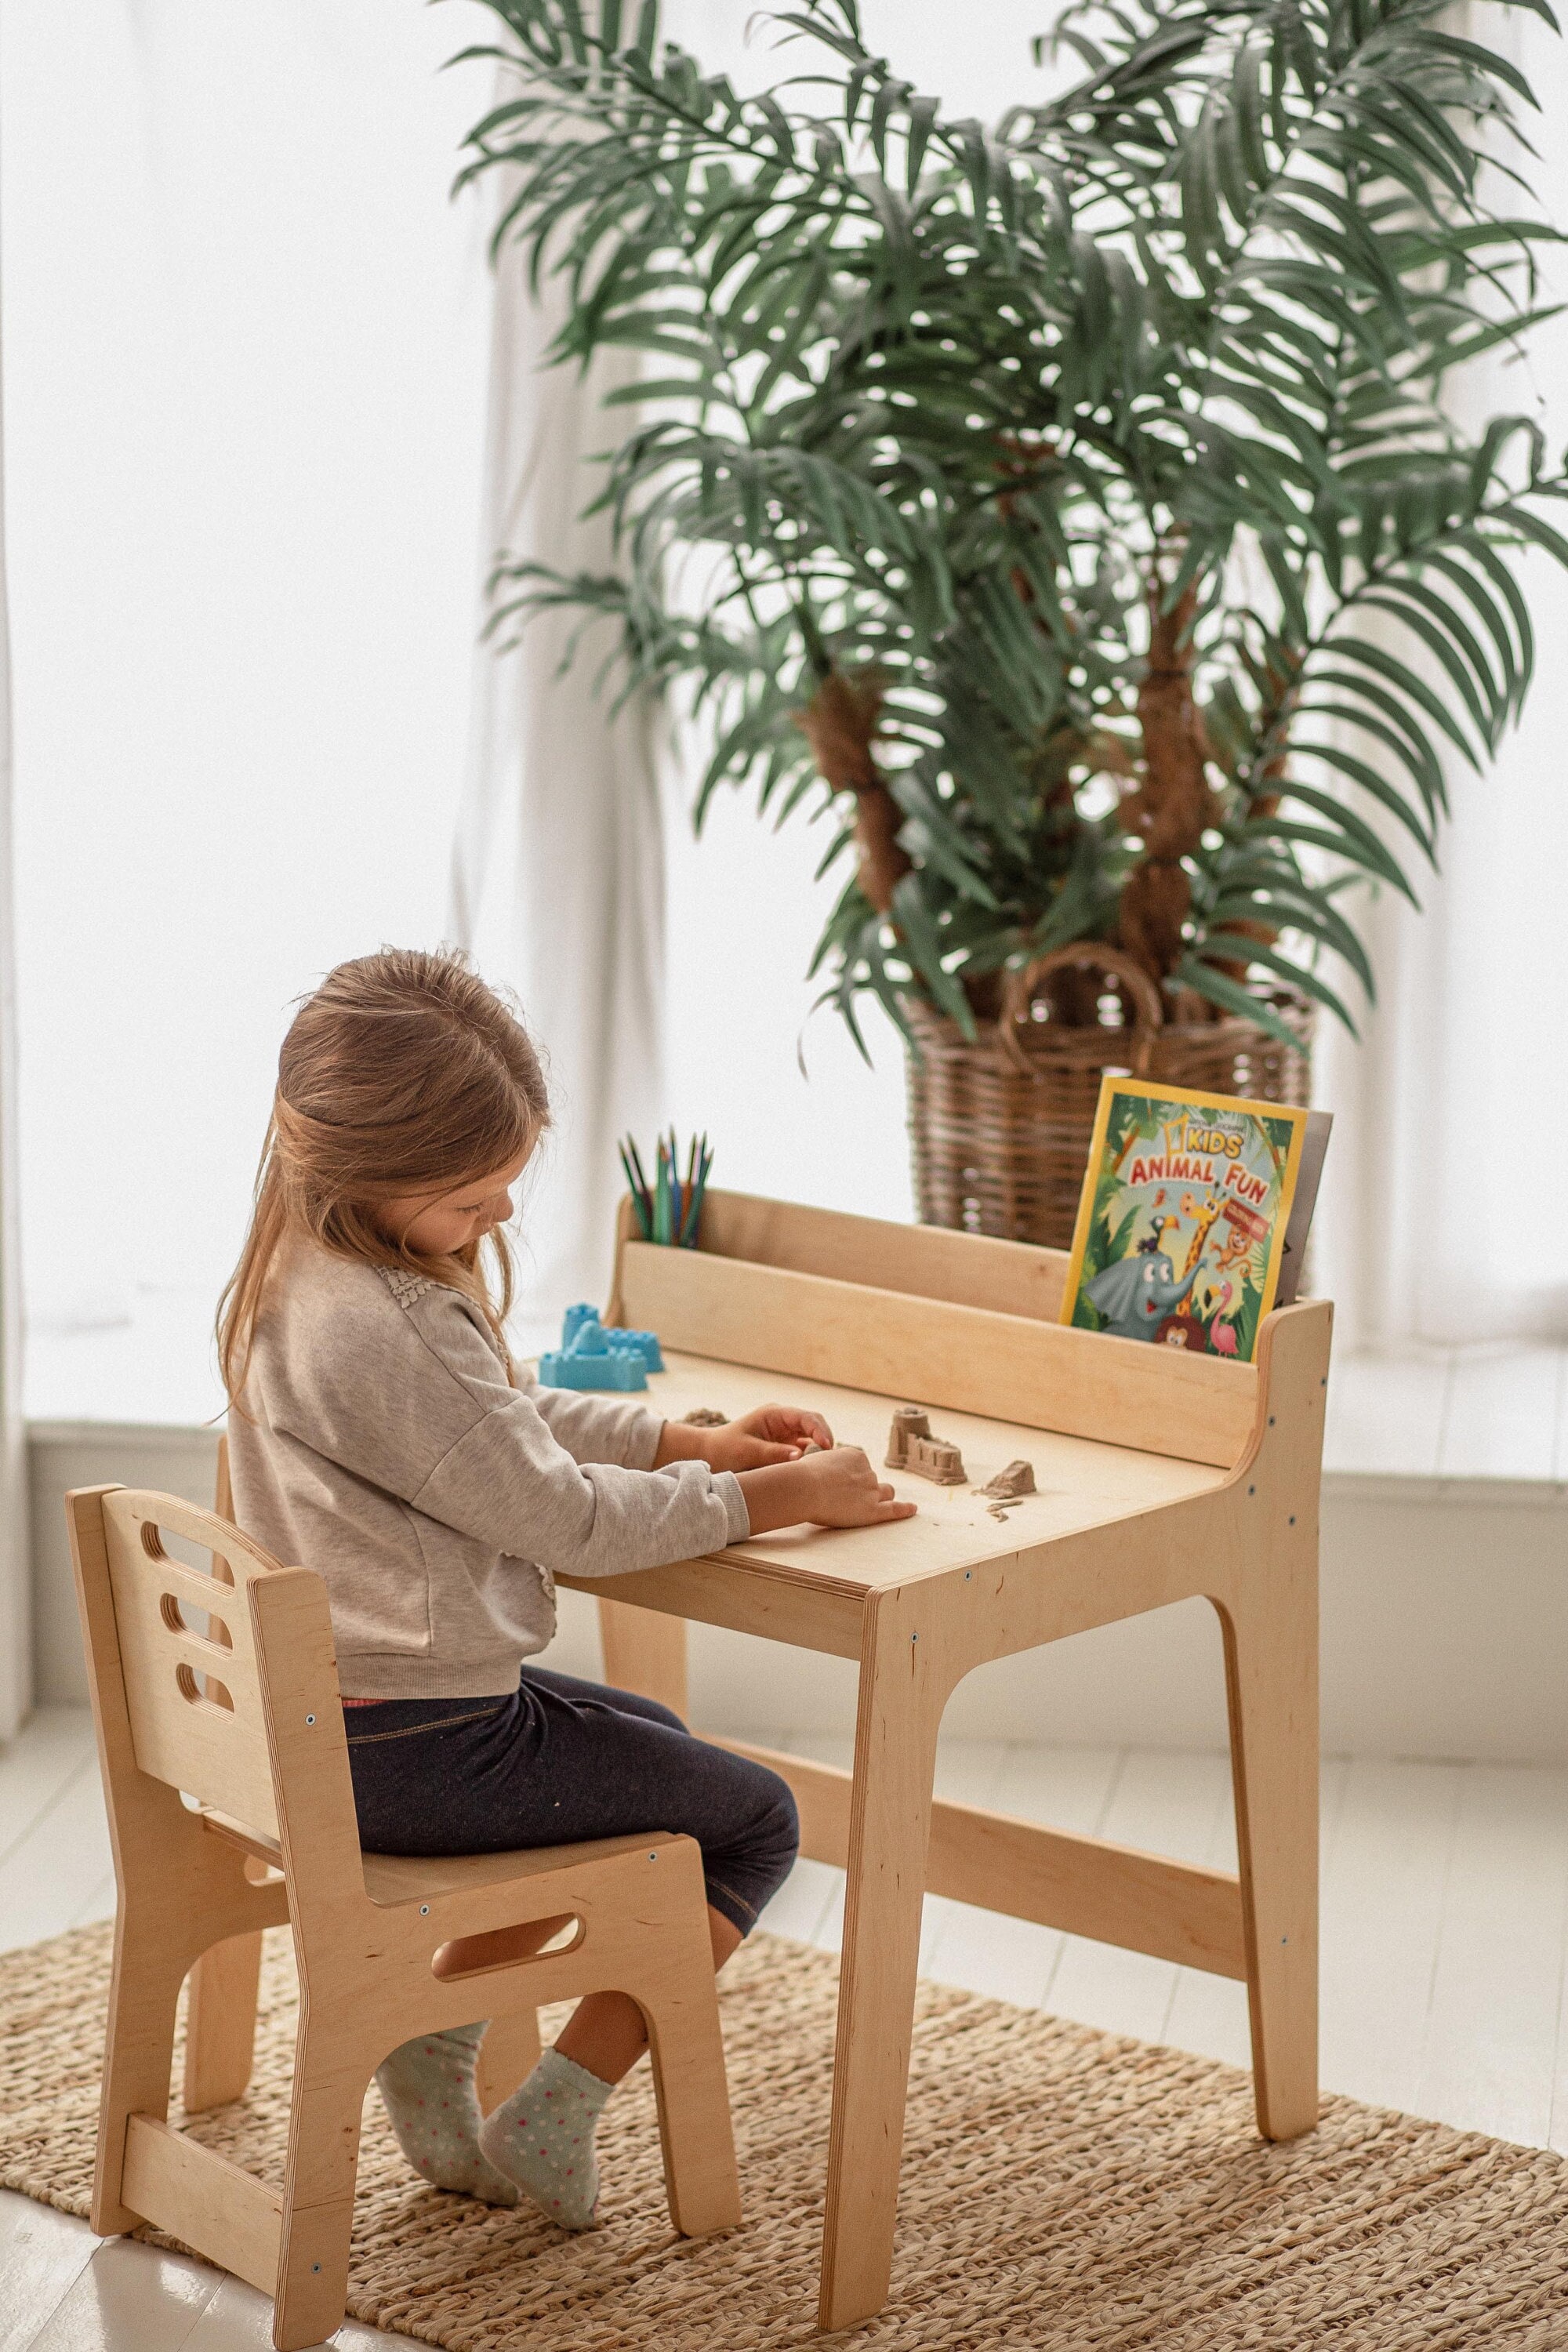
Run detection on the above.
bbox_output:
[1059,1080,1310,1363]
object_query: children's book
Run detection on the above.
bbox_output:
[1274,1108,1333,1308]
[1058,1079,1321,1363]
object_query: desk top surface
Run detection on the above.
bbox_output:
[643,1350,1230,1594]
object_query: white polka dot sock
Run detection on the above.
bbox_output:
[374,2022,521,2205]
[477,2044,614,2230]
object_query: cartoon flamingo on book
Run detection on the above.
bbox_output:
[1209,1281,1240,1358]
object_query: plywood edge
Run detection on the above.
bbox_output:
[122,2114,282,2294]
[557,1557,866,1657]
[720,1739,1247,1979]
[621,1244,1255,1468]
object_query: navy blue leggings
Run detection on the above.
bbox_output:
[345,1665,799,1938]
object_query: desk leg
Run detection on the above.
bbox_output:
[818,1594,942,2333]
[1220,1581,1319,2140]
[597,1597,689,1722]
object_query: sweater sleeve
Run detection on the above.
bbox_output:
[388,1285,747,1574]
[517,1365,664,1470]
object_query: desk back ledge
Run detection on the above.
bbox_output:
[612,1190,1308,1473]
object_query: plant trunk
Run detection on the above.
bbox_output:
[1117,570,1214,987]
[794,670,910,915]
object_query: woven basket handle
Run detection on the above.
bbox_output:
[997,944,1165,1075]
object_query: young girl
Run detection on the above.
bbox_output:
[218,948,915,2227]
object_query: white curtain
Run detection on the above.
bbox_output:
[0,267,30,1737]
[447,197,666,1340]
[2,0,499,1425]
[1316,4,1568,1352]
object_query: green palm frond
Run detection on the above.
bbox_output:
[460,0,1568,1039]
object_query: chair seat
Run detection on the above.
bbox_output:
[201,1806,673,1907]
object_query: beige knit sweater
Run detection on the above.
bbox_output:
[227,1240,748,1699]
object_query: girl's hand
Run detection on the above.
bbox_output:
[656,1403,833,1472]
[736,1445,918,1535]
[710,1403,833,1470]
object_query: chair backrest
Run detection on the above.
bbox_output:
[72,1486,304,1844]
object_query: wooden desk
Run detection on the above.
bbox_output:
[574,1190,1331,2333]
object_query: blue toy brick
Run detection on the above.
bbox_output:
[538,1305,655,1390]
[537,1345,647,1391]
[612,1327,664,1372]
[554,1305,663,1376]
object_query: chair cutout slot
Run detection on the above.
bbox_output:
[176,1662,234,1713]
[432,1914,583,1981]
[160,1591,234,1650]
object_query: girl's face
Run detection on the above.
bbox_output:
[378,1146,534,1257]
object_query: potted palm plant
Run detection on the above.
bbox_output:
[459,0,1567,1243]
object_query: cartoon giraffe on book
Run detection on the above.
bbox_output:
[1179,1190,1227,1297]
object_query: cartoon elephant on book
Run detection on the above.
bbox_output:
[1083,1250,1200,1341]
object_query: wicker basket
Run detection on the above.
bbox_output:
[906,944,1313,1248]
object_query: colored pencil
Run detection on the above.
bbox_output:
[618,1141,652,1239]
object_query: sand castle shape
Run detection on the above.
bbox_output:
[885,1405,967,1485]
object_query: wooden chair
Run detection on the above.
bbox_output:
[65,1483,741,2352]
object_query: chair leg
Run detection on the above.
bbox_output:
[184,1930,264,2114]
[93,1905,194,2234]
[272,2034,372,2352]
[476,2007,542,2114]
[642,1963,742,2238]
[1219,1587,1319,2140]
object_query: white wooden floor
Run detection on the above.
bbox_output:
[5,1708,1568,2349]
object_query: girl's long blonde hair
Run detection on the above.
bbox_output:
[218,949,550,1402]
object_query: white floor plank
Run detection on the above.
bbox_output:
[1415,1764,1568,2147]
[1044,1751,1232,2045]
[1437,1348,1563,1483]
[1552,1910,1568,2158]
[918,1744,1121,2009]
[1318,1756,1463,2117]
[0,2191,100,2352]
[182,2270,423,2351]
[0,1764,113,1955]
[1158,1748,1265,2071]
[27,2234,223,2352]
[917,1742,1009,1982]
[0,1711,97,1871]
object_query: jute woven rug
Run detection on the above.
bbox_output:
[3,1923,1566,2350]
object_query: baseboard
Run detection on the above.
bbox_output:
[26,1425,1568,1763]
